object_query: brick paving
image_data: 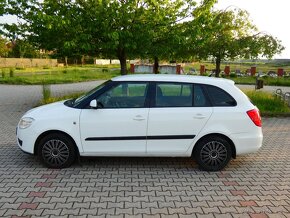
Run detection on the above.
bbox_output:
[0,82,290,217]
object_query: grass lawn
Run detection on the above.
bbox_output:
[244,90,290,116]
[184,61,290,74]
[0,65,119,85]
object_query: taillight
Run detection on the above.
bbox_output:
[247,109,262,127]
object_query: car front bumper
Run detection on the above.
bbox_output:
[16,126,36,154]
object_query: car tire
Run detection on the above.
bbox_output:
[194,136,232,171]
[38,133,76,168]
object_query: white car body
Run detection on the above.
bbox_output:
[17,75,263,171]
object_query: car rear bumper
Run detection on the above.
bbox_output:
[231,131,263,155]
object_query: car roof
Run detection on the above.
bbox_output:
[111,74,235,85]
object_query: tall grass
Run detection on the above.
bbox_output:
[244,90,290,114]
[40,92,84,105]
[0,67,119,85]
[42,84,51,103]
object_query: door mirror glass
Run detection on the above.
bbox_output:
[89,99,98,109]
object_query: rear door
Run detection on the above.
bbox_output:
[146,82,213,155]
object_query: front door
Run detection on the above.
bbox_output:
[80,82,149,155]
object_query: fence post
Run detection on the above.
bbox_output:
[277,68,284,77]
[224,66,230,76]
[176,65,181,74]
[200,65,205,75]
[250,67,256,76]
[130,64,135,74]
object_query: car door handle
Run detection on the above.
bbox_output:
[194,114,207,119]
[133,115,146,121]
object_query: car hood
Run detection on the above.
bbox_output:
[22,101,73,119]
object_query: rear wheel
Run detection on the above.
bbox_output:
[194,136,232,171]
[38,133,76,168]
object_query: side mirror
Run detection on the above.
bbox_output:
[89,99,98,109]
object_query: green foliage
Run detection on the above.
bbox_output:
[191,8,284,77]
[2,0,284,75]
[0,36,10,57]
[229,73,236,78]
[0,67,119,84]
[8,39,39,58]
[244,90,290,114]
[42,84,51,103]
[9,68,15,77]
[40,92,84,105]
[1,69,5,78]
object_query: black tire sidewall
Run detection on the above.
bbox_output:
[38,133,76,168]
[194,136,232,171]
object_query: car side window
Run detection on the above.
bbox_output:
[205,85,237,106]
[155,83,193,107]
[193,84,211,107]
[96,82,148,108]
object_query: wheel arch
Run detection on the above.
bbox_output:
[191,133,236,159]
[34,130,80,157]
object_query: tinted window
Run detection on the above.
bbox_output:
[155,83,193,107]
[97,82,148,108]
[193,84,211,107]
[205,85,237,106]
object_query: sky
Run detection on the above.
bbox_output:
[1,0,289,59]
[215,0,290,59]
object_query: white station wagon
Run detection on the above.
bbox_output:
[17,75,263,171]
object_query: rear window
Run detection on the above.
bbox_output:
[205,85,237,107]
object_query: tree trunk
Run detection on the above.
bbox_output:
[215,57,221,77]
[81,55,85,66]
[117,47,127,75]
[64,56,68,67]
[153,56,159,74]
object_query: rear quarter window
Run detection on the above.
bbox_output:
[205,85,237,107]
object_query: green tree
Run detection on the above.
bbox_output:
[193,7,284,77]
[144,1,197,73]
[0,35,10,57]
[3,0,203,74]
[8,39,38,58]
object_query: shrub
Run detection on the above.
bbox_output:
[9,68,15,77]
[42,84,51,103]
[229,73,237,78]
[16,67,25,70]
[1,69,5,78]
[244,90,290,113]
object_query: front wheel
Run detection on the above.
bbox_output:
[38,133,76,168]
[194,136,232,171]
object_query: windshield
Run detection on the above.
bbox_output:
[72,81,109,107]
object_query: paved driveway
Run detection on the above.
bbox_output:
[0,82,290,218]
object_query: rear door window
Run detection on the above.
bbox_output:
[155,83,193,107]
[193,84,211,107]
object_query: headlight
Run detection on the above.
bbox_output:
[19,117,35,129]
